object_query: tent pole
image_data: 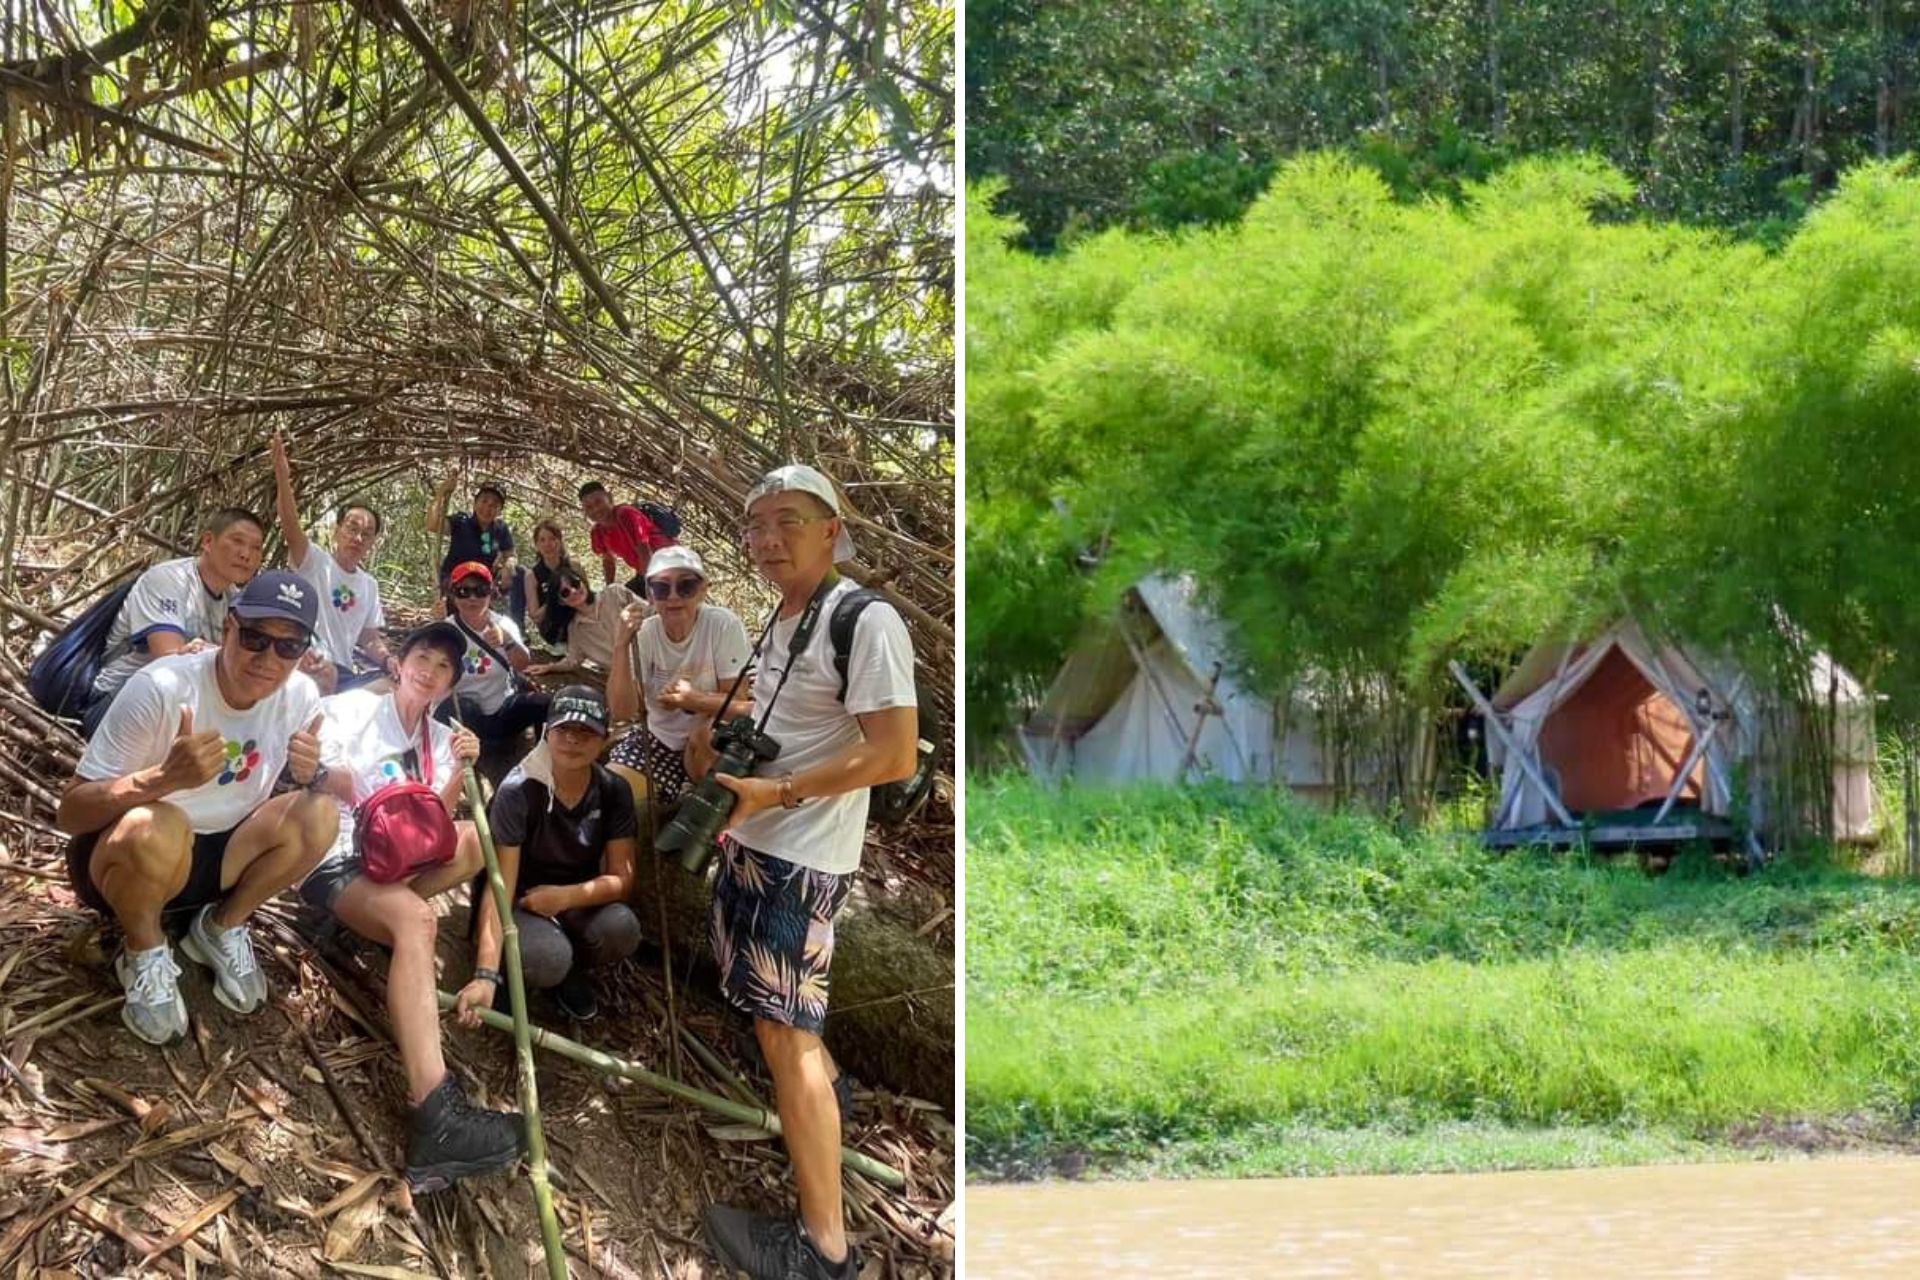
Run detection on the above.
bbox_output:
[1449,661,1576,829]
[1651,718,1718,825]
[1177,663,1224,782]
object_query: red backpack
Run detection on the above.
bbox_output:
[354,714,457,884]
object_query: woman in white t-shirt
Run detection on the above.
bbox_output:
[607,545,752,805]
[302,622,524,1191]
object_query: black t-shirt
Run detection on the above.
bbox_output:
[441,512,515,576]
[488,764,637,891]
[531,558,576,643]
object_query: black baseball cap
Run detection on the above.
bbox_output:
[546,685,609,736]
[229,570,318,634]
[397,622,466,685]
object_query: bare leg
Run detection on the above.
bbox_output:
[332,876,447,1103]
[210,791,339,929]
[408,822,483,900]
[89,803,194,951]
[756,1019,847,1263]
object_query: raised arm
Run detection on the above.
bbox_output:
[606,603,647,721]
[425,473,456,535]
[270,430,311,569]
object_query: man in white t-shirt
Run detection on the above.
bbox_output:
[687,465,918,1280]
[58,571,339,1047]
[87,506,266,734]
[272,430,393,695]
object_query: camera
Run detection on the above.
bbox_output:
[657,716,782,872]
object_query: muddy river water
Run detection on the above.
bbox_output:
[967,1158,1920,1277]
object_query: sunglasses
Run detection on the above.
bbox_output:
[647,577,703,600]
[451,583,491,599]
[235,625,310,660]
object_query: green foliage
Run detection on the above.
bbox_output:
[969,0,1920,248]
[968,777,1920,1172]
[966,155,1920,750]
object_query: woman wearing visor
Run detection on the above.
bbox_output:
[607,546,753,806]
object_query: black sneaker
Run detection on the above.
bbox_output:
[555,968,599,1021]
[405,1073,526,1193]
[704,1206,858,1279]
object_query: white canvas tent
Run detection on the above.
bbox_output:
[1470,617,1875,844]
[1020,574,1423,800]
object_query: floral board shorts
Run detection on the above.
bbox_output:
[710,838,855,1035]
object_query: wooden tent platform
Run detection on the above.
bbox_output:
[1483,815,1738,851]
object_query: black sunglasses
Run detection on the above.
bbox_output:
[647,577,702,600]
[235,625,310,660]
[451,584,491,599]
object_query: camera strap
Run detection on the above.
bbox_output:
[711,571,839,736]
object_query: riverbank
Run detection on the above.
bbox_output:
[967,777,1920,1181]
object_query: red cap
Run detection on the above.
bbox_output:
[449,560,493,585]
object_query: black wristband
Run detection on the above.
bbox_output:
[473,967,503,986]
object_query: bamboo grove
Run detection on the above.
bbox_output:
[0,0,955,771]
[967,154,1920,834]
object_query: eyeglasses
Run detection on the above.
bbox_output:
[234,625,310,660]
[742,513,834,542]
[451,583,491,599]
[647,577,703,600]
[339,521,379,539]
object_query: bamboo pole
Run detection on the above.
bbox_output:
[454,715,569,1279]
[433,990,909,1190]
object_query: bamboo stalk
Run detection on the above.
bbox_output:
[455,720,569,1279]
[432,989,908,1190]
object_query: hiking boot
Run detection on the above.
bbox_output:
[555,967,599,1021]
[115,945,189,1046]
[405,1073,525,1193]
[703,1206,858,1280]
[179,904,267,1014]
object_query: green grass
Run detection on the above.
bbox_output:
[966,776,1920,1179]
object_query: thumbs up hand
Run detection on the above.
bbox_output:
[287,713,325,786]
[159,705,226,792]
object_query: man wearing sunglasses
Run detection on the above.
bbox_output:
[271,430,394,695]
[688,465,919,1280]
[57,571,339,1047]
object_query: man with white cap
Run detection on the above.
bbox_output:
[689,464,919,1280]
[607,544,753,807]
[57,570,340,1046]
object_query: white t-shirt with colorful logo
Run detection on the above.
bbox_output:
[313,687,458,865]
[77,650,321,834]
[454,611,525,714]
[635,604,753,750]
[292,545,384,668]
[94,556,232,697]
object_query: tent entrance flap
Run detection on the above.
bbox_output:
[1537,646,1705,814]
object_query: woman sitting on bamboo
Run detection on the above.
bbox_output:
[301,622,524,1192]
[453,686,642,1024]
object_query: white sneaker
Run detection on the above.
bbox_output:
[115,945,189,1045]
[179,904,268,1013]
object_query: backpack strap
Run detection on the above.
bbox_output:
[827,589,886,703]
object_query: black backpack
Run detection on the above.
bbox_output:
[636,501,682,539]
[27,579,136,720]
[828,589,942,826]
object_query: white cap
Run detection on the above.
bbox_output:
[745,464,855,563]
[645,544,707,580]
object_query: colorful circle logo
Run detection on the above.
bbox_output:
[464,649,492,675]
[217,738,260,785]
[378,759,406,783]
[331,584,357,612]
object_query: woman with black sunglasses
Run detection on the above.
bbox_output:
[525,567,640,677]
[444,561,549,759]
[606,546,753,805]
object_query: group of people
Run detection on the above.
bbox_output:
[51,439,921,1280]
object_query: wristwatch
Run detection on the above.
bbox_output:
[779,774,802,810]
[305,764,332,793]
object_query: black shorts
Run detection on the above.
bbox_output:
[67,825,235,917]
[299,854,365,912]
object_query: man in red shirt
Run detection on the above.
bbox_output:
[579,481,676,593]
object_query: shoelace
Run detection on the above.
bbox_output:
[209,921,258,977]
[127,949,183,1006]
